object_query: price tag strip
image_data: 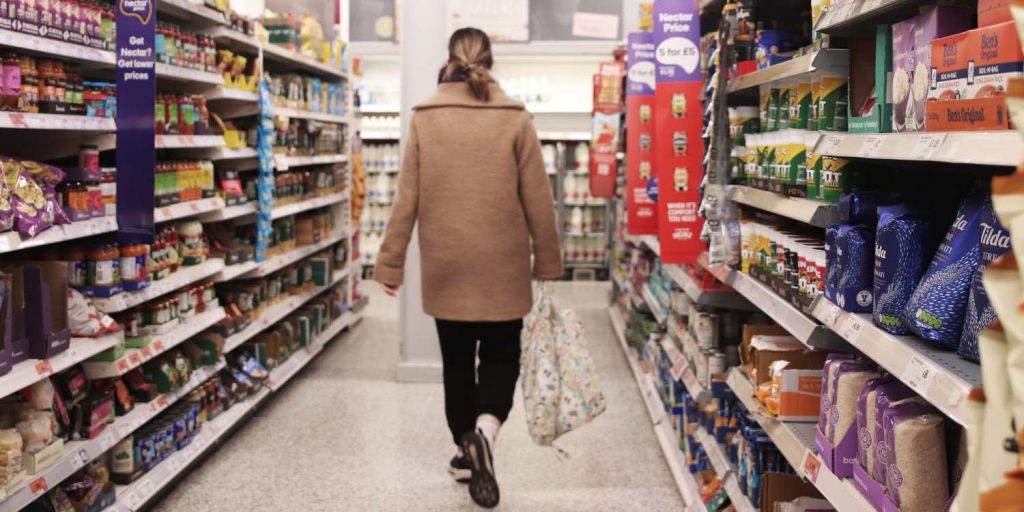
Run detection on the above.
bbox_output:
[909,133,947,160]
[857,135,884,158]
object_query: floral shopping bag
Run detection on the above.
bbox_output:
[521,282,606,446]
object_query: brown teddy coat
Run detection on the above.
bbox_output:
[374,82,563,321]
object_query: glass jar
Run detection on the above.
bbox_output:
[87,244,120,289]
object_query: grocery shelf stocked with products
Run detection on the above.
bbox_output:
[608,0,1024,510]
[0,3,366,511]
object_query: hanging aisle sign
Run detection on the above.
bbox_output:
[626,31,658,235]
[589,61,623,199]
[115,0,156,244]
[653,0,704,264]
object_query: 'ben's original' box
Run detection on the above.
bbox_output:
[926,21,1023,131]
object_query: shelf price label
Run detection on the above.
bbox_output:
[29,476,48,494]
[817,134,844,156]
[35,360,54,376]
[902,354,939,395]
[800,450,821,484]
[857,135,884,158]
[909,133,947,160]
[73,449,90,470]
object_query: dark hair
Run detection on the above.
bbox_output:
[441,27,494,102]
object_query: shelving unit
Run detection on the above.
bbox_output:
[242,233,347,279]
[0,217,117,254]
[694,428,757,512]
[663,264,751,309]
[814,131,1022,167]
[727,369,873,512]
[726,49,849,93]
[703,255,845,349]
[641,284,668,325]
[608,307,704,512]
[81,307,227,378]
[222,268,349,353]
[809,297,980,426]
[0,4,363,510]
[727,186,839,228]
[90,259,227,313]
[0,361,225,510]
[269,192,347,220]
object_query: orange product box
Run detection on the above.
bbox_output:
[775,369,823,422]
[926,22,1021,131]
[979,0,1013,27]
[929,21,1023,101]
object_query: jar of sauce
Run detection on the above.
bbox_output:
[119,244,149,289]
[88,244,121,296]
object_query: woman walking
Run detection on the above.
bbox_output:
[374,27,563,508]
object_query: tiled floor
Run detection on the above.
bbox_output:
[154,282,683,511]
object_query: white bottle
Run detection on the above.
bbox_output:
[570,206,583,235]
[575,143,589,170]
[542,144,556,174]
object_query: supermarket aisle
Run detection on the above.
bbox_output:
[154,282,683,511]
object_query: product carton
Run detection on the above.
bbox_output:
[739,323,790,369]
[773,367,823,421]
[758,472,827,510]
[24,262,70,359]
[748,335,828,387]
[0,266,29,366]
[848,26,894,133]
[891,7,971,132]
[816,420,859,477]
[852,462,899,512]
[979,0,1013,27]
[925,21,1022,131]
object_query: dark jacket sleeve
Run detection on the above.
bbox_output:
[375,115,420,287]
[515,113,564,279]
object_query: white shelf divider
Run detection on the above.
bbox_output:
[274,107,350,124]
[154,134,225,149]
[814,131,1022,167]
[272,153,349,171]
[809,297,980,426]
[203,88,260,103]
[269,192,346,220]
[664,263,750,309]
[0,361,224,511]
[360,131,401,141]
[81,307,226,378]
[0,333,122,400]
[212,260,260,283]
[0,28,115,66]
[703,256,845,349]
[207,26,260,52]
[259,42,347,81]
[727,185,839,228]
[242,232,346,279]
[155,197,226,223]
[727,49,849,93]
[155,63,224,85]
[641,284,668,325]
[0,216,117,254]
[609,307,704,512]
[727,368,873,512]
[0,112,115,131]
[90,259,226,313]
[197,201,257,223]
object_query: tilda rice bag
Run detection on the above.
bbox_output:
[959,194,1013,362]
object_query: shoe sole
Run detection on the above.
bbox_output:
[461,432,499,508]
[448,465,471,483]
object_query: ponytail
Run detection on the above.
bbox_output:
[443,27,494,102]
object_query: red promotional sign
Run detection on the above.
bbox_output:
[589,61,624,199]
[626,32,658,235]
[653,0,705,264]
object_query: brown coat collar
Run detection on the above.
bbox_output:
[413,83,525,111]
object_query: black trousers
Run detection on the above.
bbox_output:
[436,318,524,446]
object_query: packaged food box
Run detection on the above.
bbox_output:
[891,7,971,132]
[926,21,1022,131]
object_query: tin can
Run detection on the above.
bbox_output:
[695,312,719,349]
[708,351,727,378]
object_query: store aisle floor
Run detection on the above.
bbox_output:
[154,282,684,512]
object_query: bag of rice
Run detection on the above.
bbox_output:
[819,353,857,435]
[959,193,1012,362]
[857,375,896,472]
[883,401,949,511]
[827,361,879,445]
[903,188,985,348]
[871,381,917,484]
